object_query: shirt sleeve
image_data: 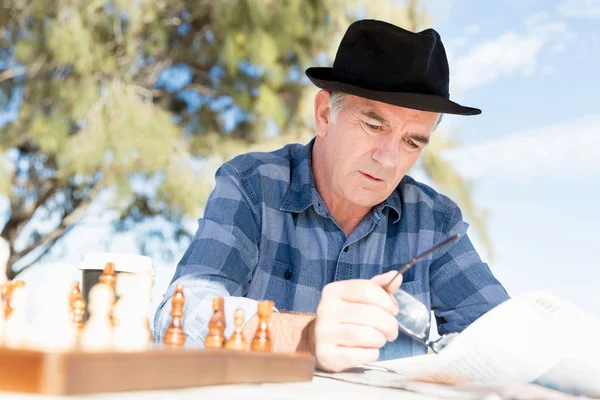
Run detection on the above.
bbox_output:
[153,163,262,344]
[429,205,510,335]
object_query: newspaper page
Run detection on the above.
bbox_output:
[317,291,600,399]
[405,291,600,397]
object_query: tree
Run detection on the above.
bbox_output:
[0,0,491,279]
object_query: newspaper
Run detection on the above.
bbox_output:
[317,291,600,399]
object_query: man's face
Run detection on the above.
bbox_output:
[314,91,440,209]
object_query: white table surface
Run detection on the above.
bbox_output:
[0,377,435,400]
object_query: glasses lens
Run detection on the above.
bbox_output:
[393,289,430,340]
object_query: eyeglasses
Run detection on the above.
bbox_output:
[393,288,458,353]
[384,234,462,352]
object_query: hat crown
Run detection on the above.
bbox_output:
[331,20,450,98]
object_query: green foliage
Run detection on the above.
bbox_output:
[0,0,492,275]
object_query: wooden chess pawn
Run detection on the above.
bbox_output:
[252,300,274,352]
[99,262,117,290]
[72,297,86,336]
[3,280,25,319]
[163,285,185,346]
[225,308,249,351]
[99,262,116,325]
[70,281,86,331]
[204,297,226,349]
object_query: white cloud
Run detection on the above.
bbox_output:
[451,32,544,91]
[558,0,600,18]
[443,114,600,181]
[450,12,575,92]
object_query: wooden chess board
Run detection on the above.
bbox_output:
[0,345,316,395]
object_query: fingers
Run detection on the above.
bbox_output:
[371,270,403,293]
[329,279,398,316]
[320,324,388,349]
[335,303,399,342]
[313,275,409,372]
[315,344,380,372]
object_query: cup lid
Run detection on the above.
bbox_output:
[80,253,153,275]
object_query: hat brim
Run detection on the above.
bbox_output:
[306,67,481,116]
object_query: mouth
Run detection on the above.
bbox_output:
[360,172,383,182]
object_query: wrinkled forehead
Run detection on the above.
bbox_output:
[344,94,440,127]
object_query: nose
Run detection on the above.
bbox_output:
[372,135,400,169]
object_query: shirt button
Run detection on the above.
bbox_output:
[343,247,349,252]
[284,270,292,280]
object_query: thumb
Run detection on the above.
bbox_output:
[371,270,403,293]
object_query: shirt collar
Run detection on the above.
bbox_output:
[280,138,403,223]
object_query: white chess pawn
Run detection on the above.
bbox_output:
[27,265,77,352]
[4,286,29,348]
[113,297,150,351]
[81,283,114,352]
[113,274,151,351]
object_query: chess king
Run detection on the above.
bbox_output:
[154,19,509,372]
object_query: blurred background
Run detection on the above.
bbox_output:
[1,0,599,325]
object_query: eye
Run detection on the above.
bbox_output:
[405,138,419,149]
[403,138,423,152]
[363,122,383,131]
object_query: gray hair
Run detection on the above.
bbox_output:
[328,91,443,130]
[328,92,346,123]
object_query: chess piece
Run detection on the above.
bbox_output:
[70,281,86,331]
[99,262,116,325]
[251,300,274,352]
[113,274,151,351]
[4,286,28,348]
[225,308,249,351]
[4,280,25,319]
[204,297,226,349]
[28,265,77,352]
[99,262,117,290]
[81,283,114,351]
[163,285,185,346]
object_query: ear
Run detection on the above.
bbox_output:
[313,90,331,138]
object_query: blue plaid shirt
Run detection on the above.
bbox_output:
[154,139,509,360]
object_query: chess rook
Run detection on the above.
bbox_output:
[204,297,226,349]
[225,308,249,351]
[163,285,185,346]
[252,300,274,352]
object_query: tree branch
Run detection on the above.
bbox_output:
[7,225,75,280]
[7,180,104,270]
[1,178,60,239]
[0,66,26,83]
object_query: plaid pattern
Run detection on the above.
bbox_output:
[154,139,509,360]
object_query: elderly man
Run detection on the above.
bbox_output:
[154,19,509,372]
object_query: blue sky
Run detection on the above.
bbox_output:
[422,0,600,316]
[6,0,600,321]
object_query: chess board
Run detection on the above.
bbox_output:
[0,345,316,395]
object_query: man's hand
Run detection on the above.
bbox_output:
[311,270,403,372]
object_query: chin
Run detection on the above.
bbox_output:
[345,189,386,208]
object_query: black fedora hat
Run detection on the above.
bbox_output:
[306,19,480,116]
